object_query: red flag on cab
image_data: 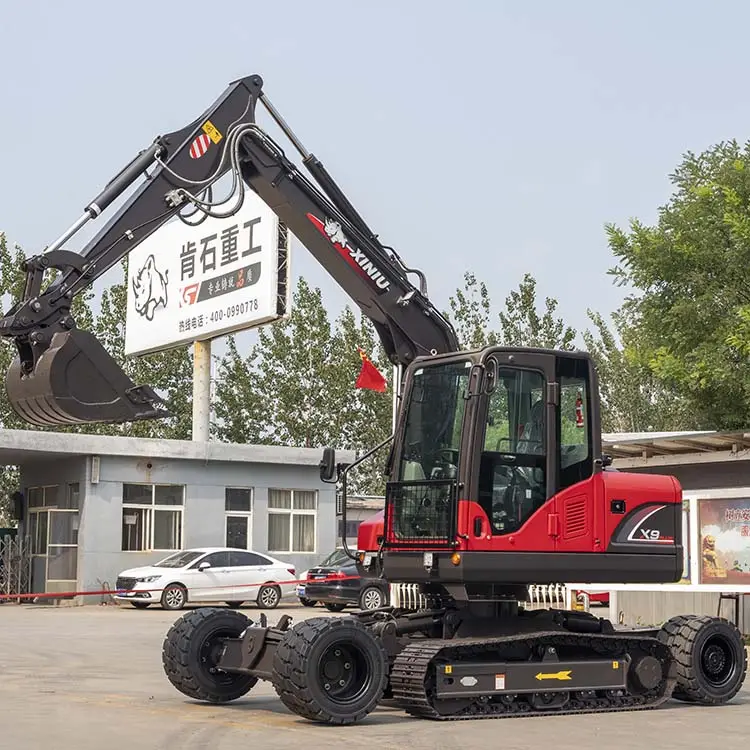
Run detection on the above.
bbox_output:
[355,346,387,392]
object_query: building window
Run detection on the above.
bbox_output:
[267,489,317,553]
[338,519,362,539]
[225,488,253,549]
[121,483,184,552]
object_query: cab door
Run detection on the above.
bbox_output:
[472,350,559,549]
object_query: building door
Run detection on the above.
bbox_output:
[27,484,80,598]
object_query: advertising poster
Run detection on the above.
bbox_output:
[698,497,750,584]
[124,191,289,357]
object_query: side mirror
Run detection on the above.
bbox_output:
[198,561,211,571]
[319,446,337,483]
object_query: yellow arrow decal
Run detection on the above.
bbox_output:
[535,670,572,681]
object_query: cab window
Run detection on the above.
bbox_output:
[557,357,593,489]
[479,367,547,535]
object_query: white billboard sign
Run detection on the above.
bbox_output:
[124,192,289,356]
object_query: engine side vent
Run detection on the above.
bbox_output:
[563,495,588,539]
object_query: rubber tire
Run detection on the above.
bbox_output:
[225,601,244,609]
[657,614,747,704]
[359,586,385,611]
[257,584,281,609]
[162,607,258,703]
[325,602,347,612]
[130,602,151,609]
[300,597,317,607]
[271,615,388,724]
[161,583,187,611]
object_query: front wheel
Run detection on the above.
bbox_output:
[658,614,747,704]
[257,584,281,609]
[161,583,187,611]
[271,616,388,725]
[162,607,258,703]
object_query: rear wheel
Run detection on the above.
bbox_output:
[271,616,388,724]
[162,607,258,703]
[658,614,747,704]
[325,602,347,612]
[359,586,385,611]
[225,601,244,609]
[300,597,317,607]
[130,602,150,609]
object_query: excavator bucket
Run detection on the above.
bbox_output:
[5,328,170,427]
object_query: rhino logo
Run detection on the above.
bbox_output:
[132,254,169,321]
[323,217,348,247]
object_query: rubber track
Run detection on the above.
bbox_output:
[389,630,676,720]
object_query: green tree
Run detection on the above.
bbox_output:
[88,260,193,439]
[607,139,750,429]
[497,272,577,350]
[211,335,266,444]
[582,309,693,433]
[212,276,393,494]
[447,271,497,350]
[447,271,577,350]
[329,306,393,495]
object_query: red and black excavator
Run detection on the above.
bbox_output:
[1,73,746,724]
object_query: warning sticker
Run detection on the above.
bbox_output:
[495,673,506,690]
[202,120,223,144]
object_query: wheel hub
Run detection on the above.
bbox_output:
[702,642,728,678]
[317,644,370,702]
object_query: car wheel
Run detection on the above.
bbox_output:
[257,584,281,609]
[130,602,151,609]
[300,597,317,607]
[225,601,244,609]
[324,602,347,612]
[161,584,187,611]
[359,586,385,611]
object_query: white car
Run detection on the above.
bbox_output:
[114,547,298,611]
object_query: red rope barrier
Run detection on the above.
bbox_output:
[0,573,364,602]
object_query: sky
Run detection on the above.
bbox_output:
[2,0,750,353]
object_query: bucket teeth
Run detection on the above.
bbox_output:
[5,329,169,427]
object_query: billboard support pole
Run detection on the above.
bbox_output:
[192,339,211,442]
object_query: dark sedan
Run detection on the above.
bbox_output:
[296,548,389,611]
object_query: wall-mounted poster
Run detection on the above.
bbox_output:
[699,498,750,584]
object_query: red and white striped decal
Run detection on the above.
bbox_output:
[189,133,212,159]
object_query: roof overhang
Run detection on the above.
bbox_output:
[0,428,357,468]
[603,430,750,468]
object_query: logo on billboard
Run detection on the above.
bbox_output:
[131,254,169,321]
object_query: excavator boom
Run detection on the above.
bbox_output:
[0,74,458,427]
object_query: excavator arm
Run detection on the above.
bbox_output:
[0,73,458,427]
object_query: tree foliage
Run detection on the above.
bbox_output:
[607,140,750,429]
[582,309,692,433]
[447,271,577,351]
[213,277,393,494]
[0,238,194,522]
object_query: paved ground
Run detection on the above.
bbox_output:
[1,601,749,750]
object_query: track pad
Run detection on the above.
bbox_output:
[5,329,170,427]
